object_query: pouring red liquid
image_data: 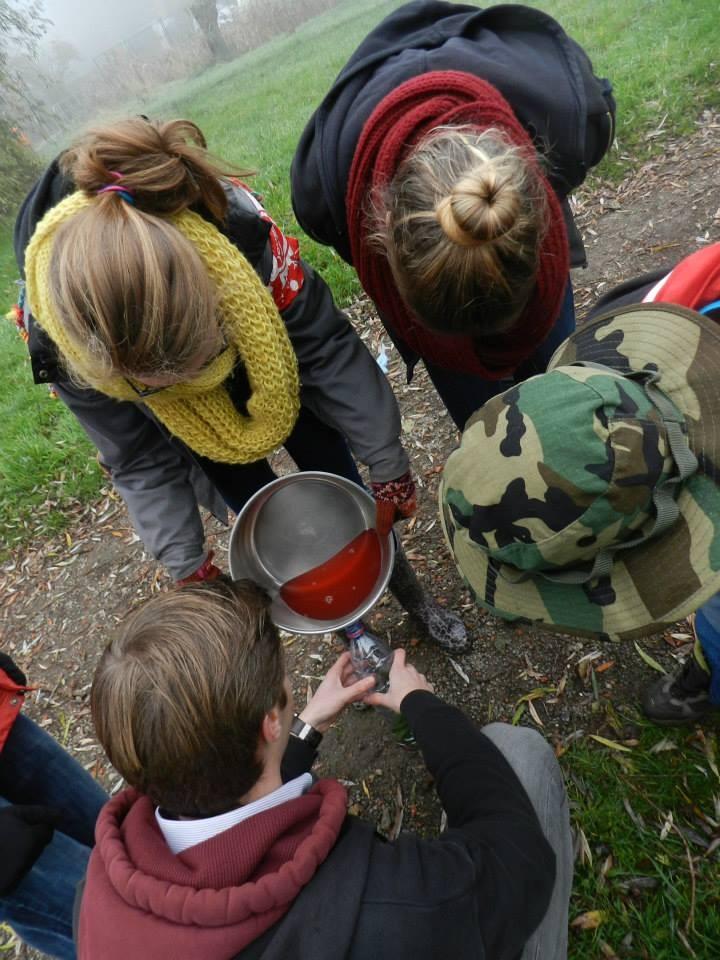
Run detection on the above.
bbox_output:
[280,529,381,620]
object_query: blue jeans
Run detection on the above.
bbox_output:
[0,715,108,959]
[695,594,720,704]
[424,281,576,430]
[198,404,362,513]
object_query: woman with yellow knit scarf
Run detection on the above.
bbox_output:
[15,117,468,652]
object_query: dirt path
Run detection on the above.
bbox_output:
[2,113,720,956]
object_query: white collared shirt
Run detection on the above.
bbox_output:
[156,773,313,855]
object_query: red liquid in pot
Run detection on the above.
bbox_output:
[280,529,381,620]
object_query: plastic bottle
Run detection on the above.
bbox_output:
[344,620,393,693]
[343,621,415,746]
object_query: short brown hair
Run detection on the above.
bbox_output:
[377,126,548,339]
[91,578,286,816]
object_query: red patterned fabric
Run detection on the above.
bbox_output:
[233,182,305,311]
[372,470,417,536]
[346,71,569,379]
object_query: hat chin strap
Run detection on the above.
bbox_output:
[503,363,699,587]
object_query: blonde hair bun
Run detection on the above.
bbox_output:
[436,167,520,247]
[381,126,547,336]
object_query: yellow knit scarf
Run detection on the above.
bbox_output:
[24,192,300,463]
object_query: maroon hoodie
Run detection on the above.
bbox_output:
[78,779,347,960]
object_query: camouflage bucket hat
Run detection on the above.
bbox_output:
[440,304,720,640]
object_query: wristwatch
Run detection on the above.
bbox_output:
[290,715,323,750]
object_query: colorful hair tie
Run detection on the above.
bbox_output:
[97,171,135,205]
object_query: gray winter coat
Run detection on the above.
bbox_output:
[15,166,408,579]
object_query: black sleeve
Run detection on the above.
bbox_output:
[401,691,556,958]
[14,157,74,273]
[0,805,61,895]
[280,736,318,782]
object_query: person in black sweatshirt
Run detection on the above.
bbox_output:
[79,577,573,960]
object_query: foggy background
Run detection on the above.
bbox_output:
[1,0,337,216]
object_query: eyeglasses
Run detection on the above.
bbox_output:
[123,378,168,399]
[123,339,230,399]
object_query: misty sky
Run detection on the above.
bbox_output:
[40,0,174,64]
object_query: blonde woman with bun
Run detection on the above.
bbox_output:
[292,1,615,428]
[14,116,468,651]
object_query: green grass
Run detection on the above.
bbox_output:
[562,710,720,959]
[0,227,101,550]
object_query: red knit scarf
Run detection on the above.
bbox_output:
[347,71,569,379]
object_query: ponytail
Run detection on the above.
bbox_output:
[46,118,250,383]
[61,117,247,221]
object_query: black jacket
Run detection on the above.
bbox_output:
[74,694,555,958]
[291,0,615,268]
[238,692,555,960]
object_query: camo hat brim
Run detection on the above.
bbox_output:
[440,304,720,640]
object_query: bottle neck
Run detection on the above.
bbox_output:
[344,620,365,642]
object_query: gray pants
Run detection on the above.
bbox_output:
[482,723,574,960]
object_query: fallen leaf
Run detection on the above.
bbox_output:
[511,702,526,726]
[577,650,603,680]
[574,825,593,866]
[659,810,674,841]
[448,656,470,684]
[527,698,544,728]
[590,735,633,753]
[515,685,556,704]
[595,660,615,673]
[389,785,404,841]
[571,910,605,930]
[633,641,666,675]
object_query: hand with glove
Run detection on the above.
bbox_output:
[0,804,62,895]
[176,550,222,586]
[372,470,417,537]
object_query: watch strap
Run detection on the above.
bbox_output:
[290,716,323,750]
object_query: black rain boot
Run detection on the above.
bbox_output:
[389,541,471,653]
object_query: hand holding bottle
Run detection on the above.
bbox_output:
[299,652,376,734]
[364,649,434,714]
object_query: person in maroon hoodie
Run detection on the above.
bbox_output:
[79,577,572,960]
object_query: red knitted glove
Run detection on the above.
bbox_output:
[177,551,222,586]
[372,471,417,537]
